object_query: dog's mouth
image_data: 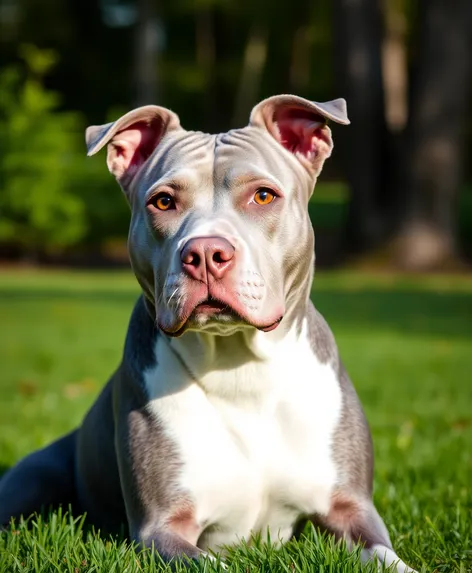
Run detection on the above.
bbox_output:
[159,291,284,337]
[258,317,283,332]
[193,297,231,316]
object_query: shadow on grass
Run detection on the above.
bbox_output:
[312,288,472,339]
[0,288,138,305]
[1,285,471,339]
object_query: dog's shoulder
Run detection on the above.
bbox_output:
[305,303,374,493]
[123,296,159,376]
[305,301,340,367]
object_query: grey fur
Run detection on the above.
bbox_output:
[75,296,199,550]
[0,431,77,525]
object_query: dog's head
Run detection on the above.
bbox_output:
[86,95,349,336]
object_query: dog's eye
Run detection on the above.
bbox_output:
[253,188,276,206]
[148,193,176,211]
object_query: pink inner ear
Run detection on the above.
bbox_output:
[111,119,164,179]
[275,108,329,158]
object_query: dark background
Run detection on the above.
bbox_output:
[1,0,471,271]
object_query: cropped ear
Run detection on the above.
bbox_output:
[85,105,181,189]
[249,94,349,174]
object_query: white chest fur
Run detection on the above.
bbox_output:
[144,324,342,551]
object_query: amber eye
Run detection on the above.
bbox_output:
[148,193,176,211]
[254,188,276,206]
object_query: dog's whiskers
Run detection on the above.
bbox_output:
[176,292,185,308]
[167,287,179,306]
[155,288,165,309]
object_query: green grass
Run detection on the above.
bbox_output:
[0,268,471,572]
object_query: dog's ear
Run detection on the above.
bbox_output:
[249,95,349,175]
[85,105,181,189]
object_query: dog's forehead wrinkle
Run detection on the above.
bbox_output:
[219,165,284,192]
[140,127,311,201]
[213,126,311,193]
[136,133,216,204]
[145,168,201,195]
[216,128,280,167]
[146,130,215,178]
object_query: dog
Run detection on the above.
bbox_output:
[0,94,417,572]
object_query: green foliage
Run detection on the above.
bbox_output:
[0,46,130,256]
[0,3,471,262]
[0,270,471,571]
[0,46,86,253]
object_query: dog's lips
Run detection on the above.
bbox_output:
[188,293,247,324]
[258,316,283,332]
[158,283,284,337]
[193,298,231,315]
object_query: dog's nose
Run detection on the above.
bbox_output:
[181,236,235,281]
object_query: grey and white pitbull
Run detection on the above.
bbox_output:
[0,95,417,572]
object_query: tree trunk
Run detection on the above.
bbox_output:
[393,0,472,270]
[288,0,314,94]
[195,7,217,132]
[134,0,160,106]
[381,0,407,132]
[232,24,268,128]
[333,0,392,253]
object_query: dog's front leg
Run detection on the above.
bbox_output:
[307,492,418,573]
[114,397,204,564]
[133,524,204,562]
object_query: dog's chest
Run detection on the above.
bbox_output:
[145,334,342,551]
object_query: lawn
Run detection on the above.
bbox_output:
[0,268,471,572]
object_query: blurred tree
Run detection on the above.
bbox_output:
[0,46,86,258]
[232,23,267,127]
[134,0,161,105]
[193,0,216,129]
[333,0,391,252]
[334,0,472,269]
[0,44,131,260]
[394,0,472,269]
[0,0,470,266]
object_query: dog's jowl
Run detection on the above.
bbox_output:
[0,95,417,572]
